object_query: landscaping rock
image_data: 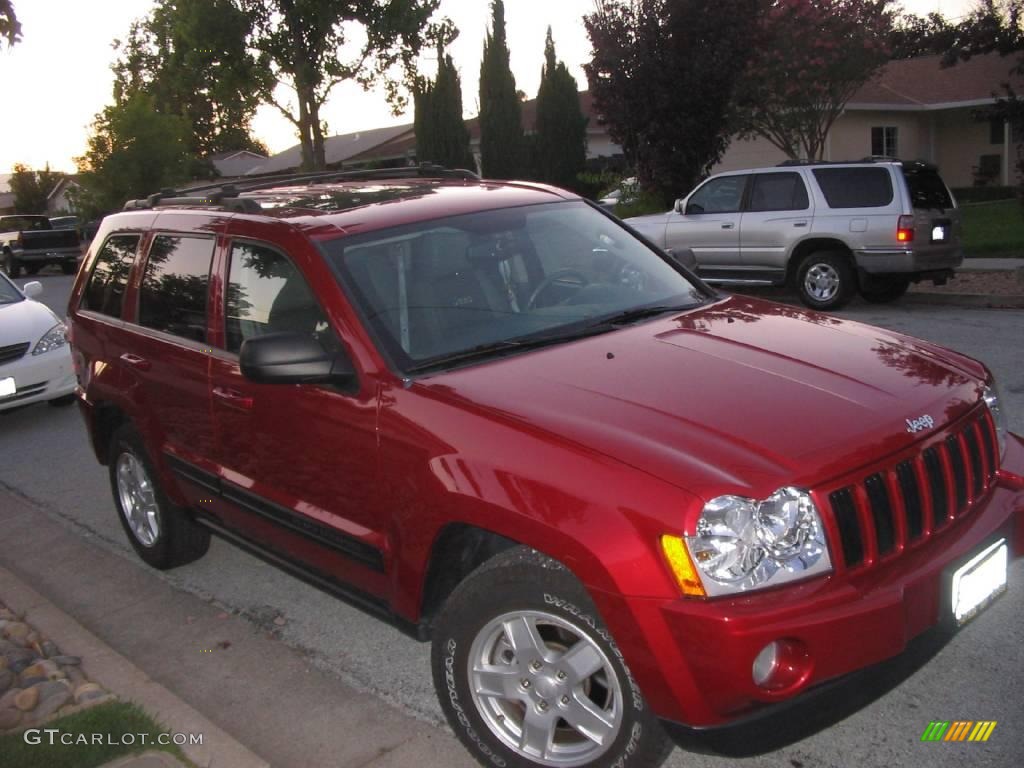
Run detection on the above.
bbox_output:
[2,622,30,644]
[32,681,72,720]
[14,686,39,711]
[0,669,12,693]
[65,666,86,687]
[74,682,104,704]
[0,706,20,730]
[7,655,35,675]
[0,688,21,709]
[18,675,46,689]
[22,660,61,680]
[40,641,60,658]
[52,655,80,666]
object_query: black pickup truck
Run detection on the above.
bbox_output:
[1,215,81,277]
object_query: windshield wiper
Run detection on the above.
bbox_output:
[594,303,694,326]
[406,324,617,374]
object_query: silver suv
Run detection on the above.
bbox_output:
[626,160,962,309]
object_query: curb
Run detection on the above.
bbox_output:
[0,566,269,768]
[904,292,1024,309]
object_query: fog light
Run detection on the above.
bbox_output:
[752,642,779,687]
[751,638,812,692]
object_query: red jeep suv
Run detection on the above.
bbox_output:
[67,168,1023,768]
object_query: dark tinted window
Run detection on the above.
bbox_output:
[749,173,809,212]
[81,234,139,319]
[138,235,213,342]
[687,176,748,214]
[225,242,337,355]
[813,168,894,208]
[903,167,954,210]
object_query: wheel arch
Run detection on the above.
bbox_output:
[786,237,854,284]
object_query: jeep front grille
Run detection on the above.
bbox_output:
[826,410,999,570]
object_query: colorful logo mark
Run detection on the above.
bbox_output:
[921,720,997,742]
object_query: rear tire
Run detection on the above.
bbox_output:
[858,275,910,304]
[108,423,210,569]
[432,546,673,768]
[3,252,21,279]
[794,251,855,311]
[26,265,40,276]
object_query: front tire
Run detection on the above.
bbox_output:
[858,275,910,304]
[3,252,21,279]
[794,251,855,310]
[108,423,210,569]
[432,547,672,768]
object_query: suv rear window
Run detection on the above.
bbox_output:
[81,234,140,319]
[903,167,954,210]
[138,235,214,342]
[813,168,894,208]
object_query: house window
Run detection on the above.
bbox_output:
[871,126,898,157]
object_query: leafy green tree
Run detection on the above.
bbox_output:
[112,0,268,171]
[585,0,763,206]
[0,0,20,47]
[732,0,894,161]
[889,11,956,59]
[479,0,524,178]
[240,0,445,171]
[414,42,474,170]
[9,164,61,214]
[534,27,587,190]
[73,93,192,218]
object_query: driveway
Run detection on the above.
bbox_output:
[3,272,1023,767]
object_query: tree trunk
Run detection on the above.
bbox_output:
[296,94,314,171]
[309,100,326,170]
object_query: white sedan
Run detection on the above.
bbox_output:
[0,273,75,412]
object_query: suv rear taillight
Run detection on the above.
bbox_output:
[897,215,915,243]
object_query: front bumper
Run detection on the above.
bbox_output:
[0,346,75,411]
[606,432,1024,729]
[853,246,963,275]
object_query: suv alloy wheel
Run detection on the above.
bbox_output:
[795,251,856,310]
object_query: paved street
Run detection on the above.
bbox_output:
[3,271,1023,767]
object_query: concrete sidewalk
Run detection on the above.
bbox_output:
[0,488,474,768]
[960,256,1024,270]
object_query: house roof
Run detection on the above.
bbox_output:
[46,175,81,201]
[250,124,413,174]
[849,52,1024,110]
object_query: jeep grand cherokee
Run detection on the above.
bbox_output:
[66,168,1022,768]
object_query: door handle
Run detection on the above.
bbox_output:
[119,353,151,371]
[212,386,254,411]
[794,221,808,228]
[721,222,735,230]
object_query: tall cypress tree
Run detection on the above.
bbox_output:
[415,47,474,170]
[535,27,588,190]
[479,0,523,179]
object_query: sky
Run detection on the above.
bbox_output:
[0,0,978,174]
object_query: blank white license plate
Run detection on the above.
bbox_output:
[932,226,947,241]
[0,377,15,397]
[952,540,1008,626]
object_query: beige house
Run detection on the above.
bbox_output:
[257,53,1022,190]
[714,53,1024,188]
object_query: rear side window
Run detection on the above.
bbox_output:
[81,234,140,319]
[903,168,954,210]
[749,173,809,212]
[138,235,214,343]
[813,168,894,208]
[224,242,337,355]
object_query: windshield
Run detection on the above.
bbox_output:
[322,201,705,372]
[0,274,24,304]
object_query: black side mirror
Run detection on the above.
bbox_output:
[239,332,356,390]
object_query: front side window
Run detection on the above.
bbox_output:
[81,234,140,319]
[686,176,748,214]
[138,235,213,343]
[748,173,810,212]
[225,242,337,355]
[323,201,705,372]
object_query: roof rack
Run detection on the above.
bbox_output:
[776,157,937,170]
[122,163,481,211]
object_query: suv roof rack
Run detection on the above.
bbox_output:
[122,163,481,212]
[776,157,938,170]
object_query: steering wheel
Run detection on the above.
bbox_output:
[527,269,591,309]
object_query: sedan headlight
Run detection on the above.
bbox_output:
[685,487,832,596]
[983,382,1008,460]
[32,323,68,356]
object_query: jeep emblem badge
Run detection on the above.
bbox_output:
[906,414,935,434]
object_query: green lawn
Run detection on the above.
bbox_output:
[0,701,194,768]
[960,199,1024,257]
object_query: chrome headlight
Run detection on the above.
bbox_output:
[983,382,1008,460]
[32,323,68,356]
[686,487,832,596]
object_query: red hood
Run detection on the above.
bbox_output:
[417,296,988,500]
